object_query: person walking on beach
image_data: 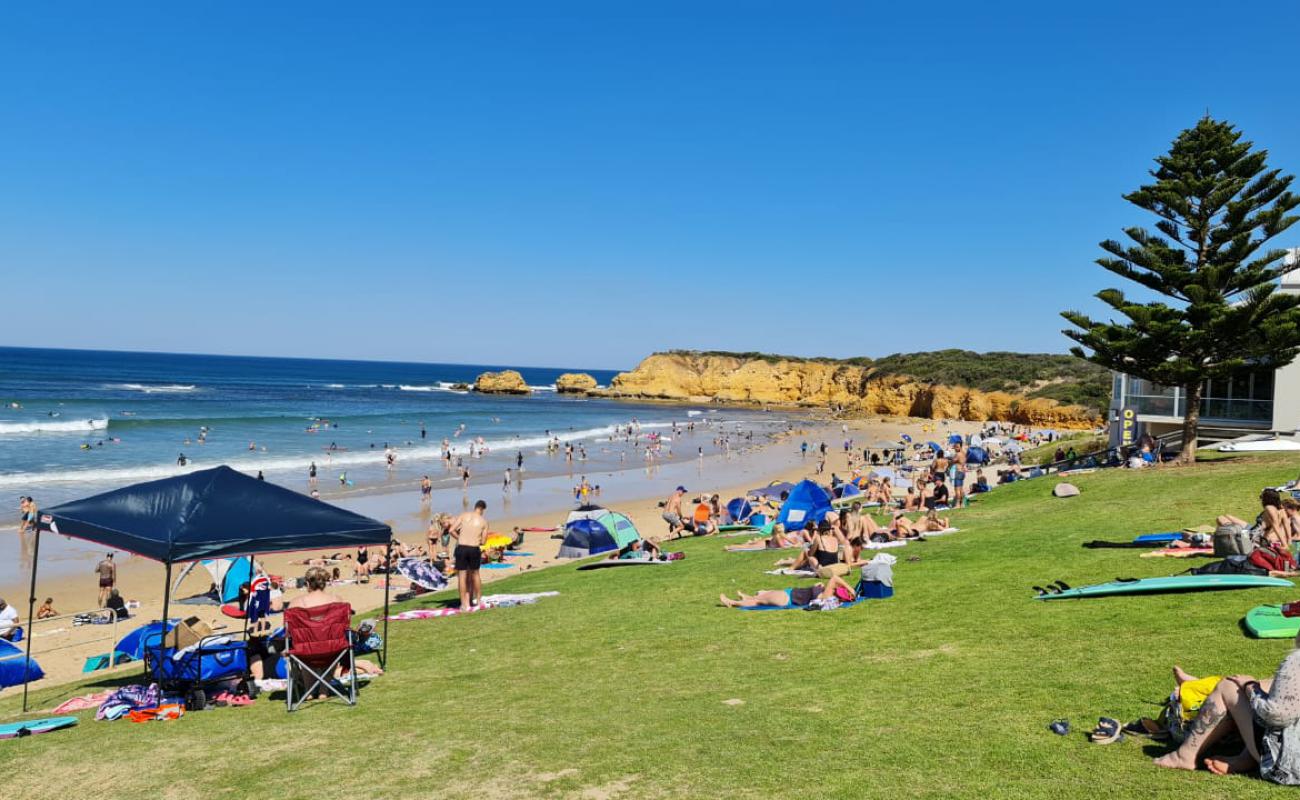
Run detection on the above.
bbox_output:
[95,553,116,608]
[503,468,512,491]
[516,450,524,471]
[450,500,488,610]
[420,475,432,502]
[308,461,317,487]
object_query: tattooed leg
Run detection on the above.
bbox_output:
[1154,683,1234,770]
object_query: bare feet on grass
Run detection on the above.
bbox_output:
[719,594,739,608]
[1153,751,1198,770]
[1205,752,1257,775]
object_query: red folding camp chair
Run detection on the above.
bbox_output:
[283,602,356,711]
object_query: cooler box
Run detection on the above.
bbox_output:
[860,581,894,599]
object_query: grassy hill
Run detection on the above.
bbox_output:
[5,454,1300,799]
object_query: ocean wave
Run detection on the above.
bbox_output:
[529,384,557,392]
[0,421,675,489]
[105,383,198,394]
[398,383,469,394]
[0,417,110,435]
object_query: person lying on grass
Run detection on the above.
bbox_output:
[610,538,663,561]
[1153,649,1300,784]
[725,523,802,551]
[922,509,950,532]
[719,574,857,608]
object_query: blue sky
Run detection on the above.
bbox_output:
[3,2,1300,370]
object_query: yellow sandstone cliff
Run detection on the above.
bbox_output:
[592,353,1098,428]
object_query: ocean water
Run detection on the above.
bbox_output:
[0,347,785,515]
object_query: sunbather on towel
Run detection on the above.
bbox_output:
[725,524,801,551]
[719,574,856,608]
[785,520,852,577]
[611,539,663,561]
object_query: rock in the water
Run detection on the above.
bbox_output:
[474,370,530,395]
[556,373,598,393]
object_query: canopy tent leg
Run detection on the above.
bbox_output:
[380,535,393,669]
[154,560,173,682]
[20,527,41,713]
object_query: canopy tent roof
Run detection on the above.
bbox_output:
[41,465,391,563]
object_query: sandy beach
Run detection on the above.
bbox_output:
[2,414,987,699]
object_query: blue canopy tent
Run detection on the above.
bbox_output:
[948,433,964,445]
[774,480,833,533]
[833,481,861,500]
[28,465,392,711]
[966,446,989,465]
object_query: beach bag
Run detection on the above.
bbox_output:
[1250,543,1296,573]
[1188,555,1268,577]
[1213,524,1255,557]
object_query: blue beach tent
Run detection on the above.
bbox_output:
[558,509,642,558]
[725,498,754,524]
[833,481,861,500]
[948,434,964,445]
[775,480,833,532]
[966,446,989,465]
[926,441,944,455]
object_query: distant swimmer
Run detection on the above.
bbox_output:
[177,453,188,466]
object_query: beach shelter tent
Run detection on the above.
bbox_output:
[750,482,795,500]
[565,504,609,525]
[171,557,253,603]
[0,637,43,690]
[114,620,179,662]
[725,498,754,524]
[774,480,833,532]
[948,434,964,445]
[558,510,641,558]
[868,467,897,480]
[966,446,989,465]
[29,465,392,711]
[926,441,944,455]
[833,481,861,500]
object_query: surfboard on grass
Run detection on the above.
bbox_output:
[1245,605,1300,639]
[0,716,77,739]
[1035,575,1294,600]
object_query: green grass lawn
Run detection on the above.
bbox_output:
[4,454,1300,799]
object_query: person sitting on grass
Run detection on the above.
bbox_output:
[725,523,801,551]
[901,485,921,512]
[785,519,852,577]
[718,573,857,608]
[921,509,950,533]
[969,469,991,494]
[1153,650,1300,784]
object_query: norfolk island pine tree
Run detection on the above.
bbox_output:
[1063,117,1300,463]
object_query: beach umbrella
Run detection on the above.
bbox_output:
[483,534,513,550]
[725,498,753,524]
[948,434,963,445]
[395,558,448,592]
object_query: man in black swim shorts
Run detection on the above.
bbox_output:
[450,500,488,610]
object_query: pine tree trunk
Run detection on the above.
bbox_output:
[1178,381,1202,465]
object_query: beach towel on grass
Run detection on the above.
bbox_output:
[740,598,865,612]
[765,568,818,578]
[387,592,559,620]
[920,527,960,536]
[1139,547,1215,558]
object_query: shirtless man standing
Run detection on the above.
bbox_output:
[95,553,116,608]
[663,486,687,538]
[450,500,488,610]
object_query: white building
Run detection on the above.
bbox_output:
[1108,253,1300,444]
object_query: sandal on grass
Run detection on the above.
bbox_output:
[1122,717,1167,739]
[1048,719,1071,736]
[1090,717,1124,744]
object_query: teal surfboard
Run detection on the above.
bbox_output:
[1245,605,1300,639]
[0,716,78,739]
[1036,575,1294,600]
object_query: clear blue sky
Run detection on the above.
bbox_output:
[4,2,1299,370]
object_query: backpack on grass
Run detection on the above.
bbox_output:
[1186,555,1268,577]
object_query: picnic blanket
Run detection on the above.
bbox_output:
[1139,547,1215,558]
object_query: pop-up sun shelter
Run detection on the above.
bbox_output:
[28,465,392,711]
[0,637,43,691]
[774,479,833,532]
[171,556,253,603]
[558,509,642,558]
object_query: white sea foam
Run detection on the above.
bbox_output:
[0,421,674,490]
[0,417,110,435]
[106,383,198,394]
[398,383,469,394]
